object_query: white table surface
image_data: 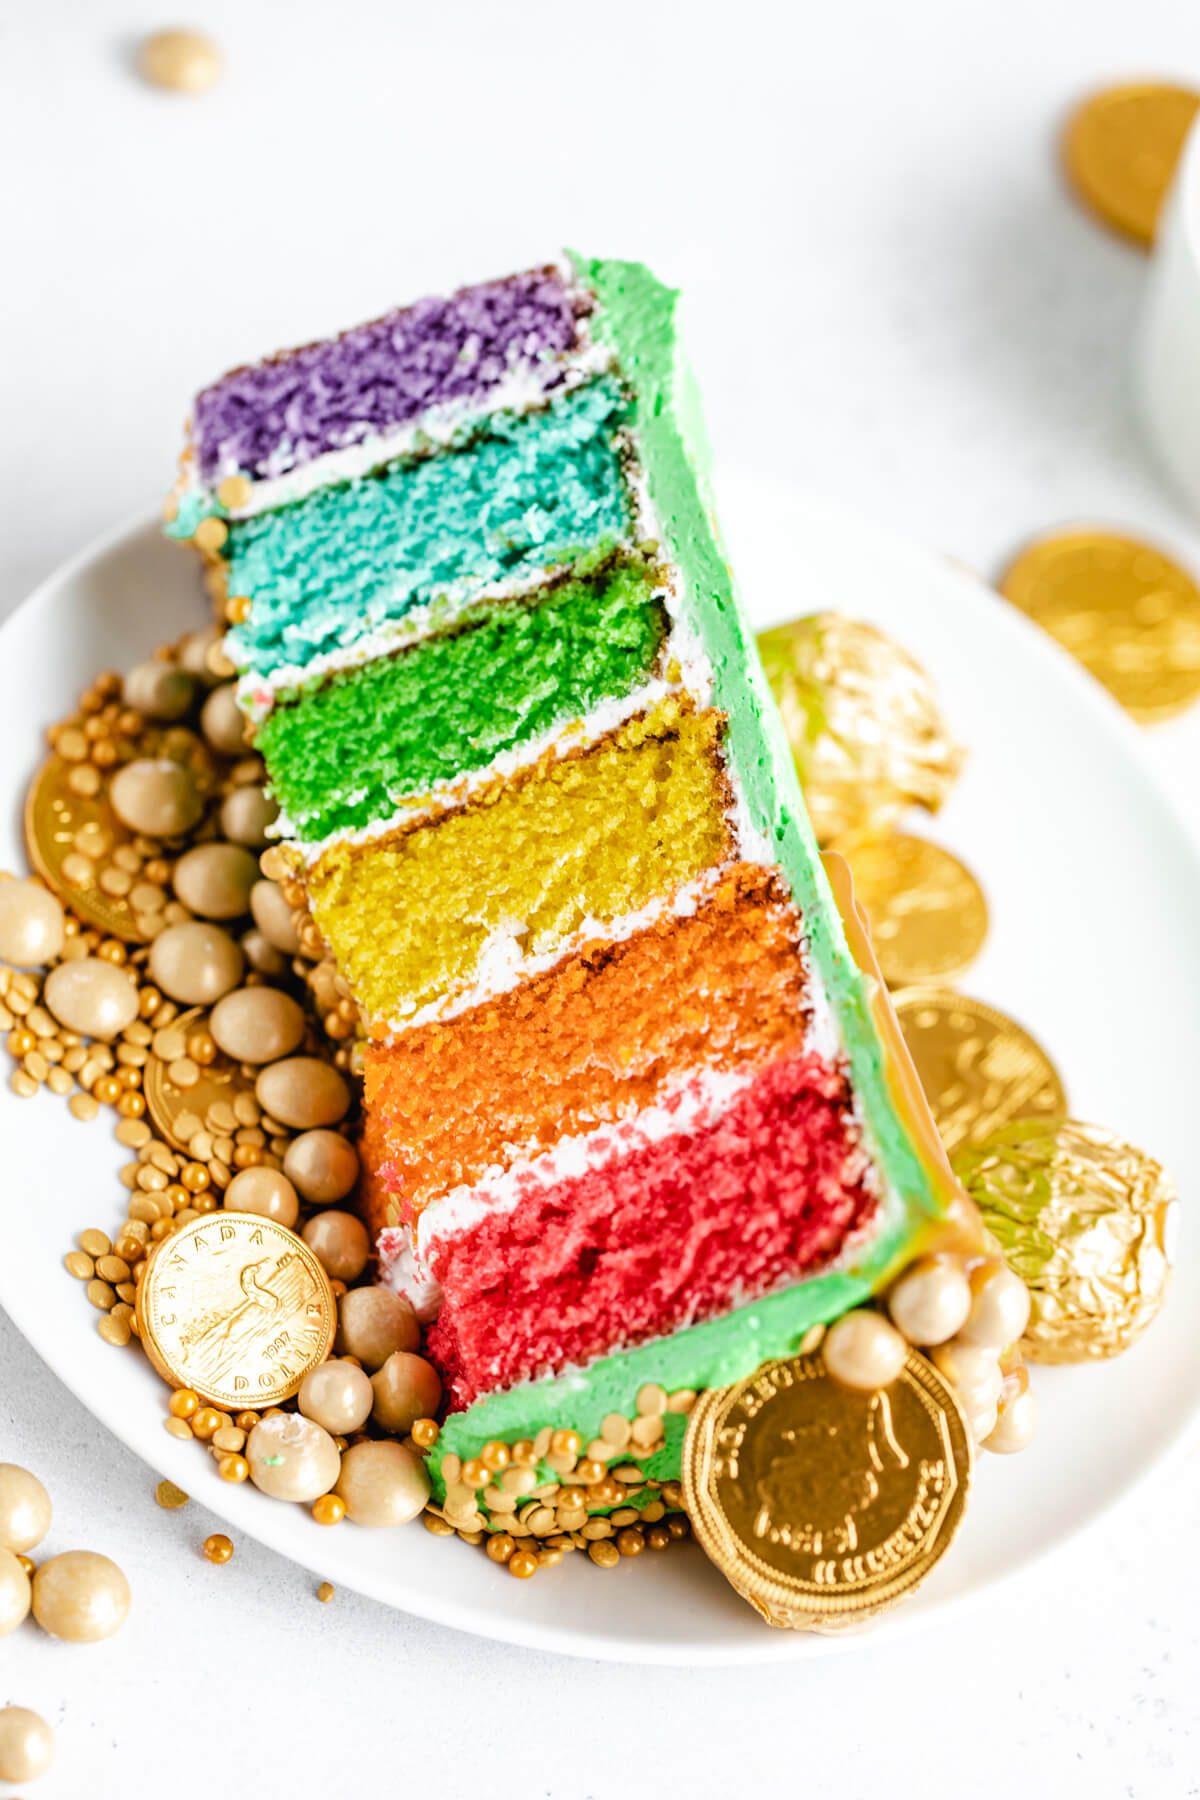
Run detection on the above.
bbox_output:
[4,2,1200,1795]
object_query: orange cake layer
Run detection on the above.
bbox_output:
[362,862,813,1228]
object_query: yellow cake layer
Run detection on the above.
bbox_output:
[307,696,731,1027]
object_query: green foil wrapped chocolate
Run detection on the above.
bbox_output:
[756,614,964,846]
[952,1117,1175,1362]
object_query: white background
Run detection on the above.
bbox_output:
[3,2,1200,1796]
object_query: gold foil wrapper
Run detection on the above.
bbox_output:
[952,1117,1175,1361]
[757,613,965,845]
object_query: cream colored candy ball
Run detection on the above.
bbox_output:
[172,843,259,920]
[149,920,243,1005]
[249,880,302,954]
[200,684,248,755]
[335,1287,419,1370]
[0,1549,31,1636]
[298,1359,374,1435]
[0,881,64,967]
[284,1129,359,1205]
[32,1550,131,1642]
[210,985,306,1063]
[0,1464,51,1554]
[122,660,196,721]
[177,626,222,679]
[302,1210,369,1284]
[370,1352,442,1436]
[246,1412,340,1502]
[220,784,279,846]
[959,1265,1032,1349]
[334,1440,430,1527]
[240,926,287,977]
[109,758,203,838]
[887,1258,972,1347]
[984,1385,1039,1455]
[224,1166,300,1229]
[44,959,138,1040]
[929,1337,1002,1398]
[138,28,223,92]
[823,1309,907,1392]
[0,1707,54,1783]
[256,1056,350,1130]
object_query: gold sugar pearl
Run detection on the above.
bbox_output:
[616,1527,645,1557]
[312,1494,346,1526]
[202,1534,234,1564]
[550,1429,581,1459]
[508,1549,539,1580]
[460,1458,488,1490]
[193,516,229,553]
[486,1533,515,1564]
[317,1581,335,1604]
[480,1440,509,1473]
[191,1407,221,1440]
[410,1418,439,1450]
[224,594,252,625]
[575,1459,606,1484]
[646,1524,672,1550]
[217,1454,249,1483]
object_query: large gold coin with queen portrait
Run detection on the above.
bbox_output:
[136,1214,336,1408]
[682,1350,972,1631]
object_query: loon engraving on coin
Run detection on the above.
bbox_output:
[142,1005,257,1154]
[25,755,149,942]
[892,987,1067,1155]
[136,1214,335,1407]
[840,834,988,987]
[1063,82,1200,247]
[682,1350,972,1630]
[1000,530,1200,723]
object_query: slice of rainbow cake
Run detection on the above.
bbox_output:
[166,254,964,1510]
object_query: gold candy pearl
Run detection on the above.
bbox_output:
[16,1553,36,1577]
[217,1454,249,1483]
[191,1407,221,1440]
[616,1527,645,1557]
[0,1706,55,1784]
[225,595,252,625]
[31,1550,131,1641]
[550,1429,581,1459]
[0,1464,52,1555]
[508,1549,538,1580]
[317,1581,336,1603]
[312,1494,346,1526]
[193,516,229,553]
[461,1459,488,1490]
[575,1459,606,1484]
[486,1532,515,1563]
[646,1525,672,1551]
[202,1534,234,1564]
[410,1418,439,1450]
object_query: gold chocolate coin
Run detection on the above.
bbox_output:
[1063,83,1199,248]
[1000,530,1200,722]
[25,756,151,942]
[136,1213,335,1408]
[758,614,964,845]
[143,1006,257,1155]
[839,834,988,987]
[953,1116,1175,1363]
[682,1350,972,1631]
[892,988,1066,1156]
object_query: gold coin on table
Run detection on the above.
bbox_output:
[953,1116,1176,1363]
[892,987,1066,1157]
[999,530,1200,722]
[1063,82,1200,248]
[142,1006,257,1155]
[839,834,988,987]
[24,756,150,942]
[682,1350,972,1632]
[136,1214,335,1408]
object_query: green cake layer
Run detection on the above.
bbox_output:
[257,559,668,842]
[212,375,636,679]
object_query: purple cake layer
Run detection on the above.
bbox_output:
[192,266,593,485]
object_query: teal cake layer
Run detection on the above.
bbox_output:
[257,558,668,843]
[210,375,635,679]
[428,1267,869,1501]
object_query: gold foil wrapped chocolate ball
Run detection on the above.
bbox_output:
[757,614,964,845]
[952,1117,1175,1361]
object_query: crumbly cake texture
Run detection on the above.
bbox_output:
[167,255,964,1516]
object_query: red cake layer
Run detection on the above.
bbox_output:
[425,1047,877,1409]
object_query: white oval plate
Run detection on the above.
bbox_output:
[2,478,1199,1666]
